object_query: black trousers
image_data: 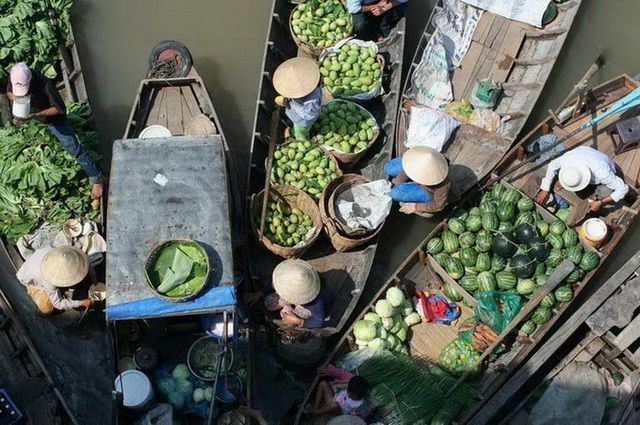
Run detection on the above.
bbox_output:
[352,4,407,40]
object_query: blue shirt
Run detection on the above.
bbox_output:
[285,87,322,127]
[303,294,326,329]
[346,0,408,14]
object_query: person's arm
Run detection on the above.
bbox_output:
[589,173,629,211]
[321,364,354,382]
[391,169,410,185]
[310,401,341,415]
[44,285,86,311]
[536,155,565,204]
[29,106,63,119]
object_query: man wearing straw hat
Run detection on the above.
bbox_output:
[384,146,458,217]
[16,246,94,315]
[273,58,322,141]
[535,146,629,213]
[262,259,326,329]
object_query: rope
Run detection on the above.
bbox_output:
[149,57,180,79]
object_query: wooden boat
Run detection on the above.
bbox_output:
[295,74,640,424]
[245,0,406,341]
[468,252,640,424]
[397,0,582,196]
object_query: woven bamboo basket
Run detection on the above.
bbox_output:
[319,174,384,252]
[185,114,217,136]
[250,185,322,259]
[311,100,380,166]
[320,54,386,101]
[288,1,352,59]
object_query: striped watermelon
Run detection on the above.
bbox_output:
[482,212,499,231]
[565,268,583,284]
[532,306,552,324]
[459,232,476,248]
[554,285,574,303]
[442,231,460,253]
[491,183,506,200]
[477,272,497,292]
[469,207,482,217]
[540,293,556,308]
[476,253,492,272]
[545,248,564,268]
[498,222,514,233]
[501,188,522,204]
[517,197,535,212]
[549,220,566,235]
[443,283,462,302]
[515,211,536,226]
[475,230,493,252]
[580,251,600,272]
[491,255,507,272]
[459,247,479,267]
[517,278,536,295]
[455,208,469,221]
[445,257,465,280]
[536,221,549,237]
[481,191,494,203]
[497,202,517,222]
[465,215,483,232]
[520,320,537,336]
[546,233,564,250]
[448,218,466,235]
[495,271,517,290]
[535,262,546,276]
[464,266,478,276]
[566,245,583,265]
[562,228,580,247]
[434,253,450,268]
[427,237,444,254]
[480,200,498,214]
[534,274,547,286]
[459,275,478,292]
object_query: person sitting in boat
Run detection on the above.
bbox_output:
[16,246,94,315]
[535,146,630,213]
[347,0,407,41]
[7,63,103,201]
[306,364,369,419]
[262,259,326,329]
[273,57,322,141]
[384,146,457,217]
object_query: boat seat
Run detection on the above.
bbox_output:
[607,117,640,155]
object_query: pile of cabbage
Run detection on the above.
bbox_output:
[353,287,421,353]
[155,364,214,412]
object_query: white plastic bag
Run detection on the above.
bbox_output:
[405,105,460,151]
[335,180,392,230]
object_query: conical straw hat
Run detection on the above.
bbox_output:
[40,246,89,288]
[185,114,217,136]
[327,416,366,425]
[272,259,320,305]
[402,146,449,186]
[273,57,320,99]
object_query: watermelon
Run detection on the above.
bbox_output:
[448,218,466,235]
[565,268,583,284]
[459,275,478,292]
[554,285,574,303]
[481,212,499,231]
[549,220,566,235]
[566,245,583,265]
[501,188,521,204]
[535,274,547,286]
[480,197,498,214]
[517,197,535,212]
[469,207,482,217]
[475,253,492,272]
[465,215,483,232]
[459,232,477,248]
[497,203,517,222]
[531,306,553,324]
[477,271,497,292]
[546,233,564,250]
[475,230,493,253]
[515,211,536,226]
[498,222,514,233]
[491,183,506,199]
[545,248,564,268]
[515,223,538,244]
[496,271,517,290]
[520,320,537,336]
[491,255,507,272]
[434,253,450,268]
[481,191,494,203]
[536,221,549,237]
[442,231,460,253]
[528,237,550,261]
[580,251,600,272]
[562,228,580,247]
[455,208,469,221]
[445,257,465,280]
[443,283,462,302]
[517,278,536,295]
[540,293,557,308]
[459,247,479,267]
[510,254,536,278]
[464,266,478,276]
[491,232,518,258]
[535,262,546,276]
[427,237,444,254]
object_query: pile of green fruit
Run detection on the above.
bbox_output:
[290,0,352,49]
[270,140,340,200]
[320,42,383,97]
[311,100,378,154]
[258,197,315,248]
[426,183,600,337]
[439,338,481,377]
[353,287,421,354]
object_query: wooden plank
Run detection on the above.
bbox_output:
[180,90,194,129]
[587,276,640,335]
[472,13,495,43]
[613,315,640,352]
[181,86,201,117]
[165,87,183,135]
[146,89,165,128]
[452,42,483,99]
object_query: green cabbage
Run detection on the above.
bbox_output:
[386,287,406,307]
[404,312,421,326]
[172,364,190,381]
[390,314,403,334]
[375,299,395,318]
[363,311,382,324]
[401,300,414,317]
[354,320,378,341]
[396,326,407,342]
[382,316,395,330]
[192,388,205,403]
[355,339,369,348]
[204,386,214,402]
[368,338,386,350]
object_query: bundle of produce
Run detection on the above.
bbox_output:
[353,287,421,353]
[156,363,214,412]
[319,39,384,100]
[0,0,74,79]
[255,196,315,248]
[0,103,99,240]
[290,0,352,52]
[270,140,341,200]
[438,338,481,377]
[357,353,477,425]
[311,100,379,160]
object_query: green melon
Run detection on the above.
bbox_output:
[476,253,492,272]
[445,257,465,280]
[442,231,460,254]
[546,233,564,250]
[532,306,553,324]
[501,188,522,204]
[580,251,600,272]
[517,197,535,212]
[536,221,549,237]
[566,245,583,265]
[495,271,517,290]
[465,215,483,233]
[549,220,566,235]
[459,247,479,267]
[510,254,536,278]
[562,228,580,247]
[459,275,478,292]
[540,293,556,308]
[528,236,550,262]
[515,222,538,244]
[491,183,506,200]
[455,208,469,221]
[498,222,514,233]
[520,320,537,336]
[477,271,497,292]
[426,237,444,254]
[491,255,507,272]
[482,212,499,231]
[464,266,478,276]
[434,253,451,268]
[534,274,547,286]
[480,200,498,214]
[491,232,518,258]
[475,230,493,253]
[469,207,482,217]
[459,232,476,248]
[515,211,536,226]
[535,262,546,276]
[448,218,466,235]
[554,285,574,303]
[545,248,564,268]
[565,268,583,284]
[443,283,462,302]
[517,278,536,295]
[497,203,517,222]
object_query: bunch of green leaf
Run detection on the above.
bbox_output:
[147,241,209,298]
[0,0,75,80]
[0,102,99,240]
[357,354,478,425]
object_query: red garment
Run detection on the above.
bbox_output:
[320,364,354,388]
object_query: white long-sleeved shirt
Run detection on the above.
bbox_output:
[346,0,409,14]
[16,247,82,311]
[540,146,629,202]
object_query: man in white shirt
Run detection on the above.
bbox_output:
[346,0,408,41]
[535,146,630,212]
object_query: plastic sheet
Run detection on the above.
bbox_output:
[475,291,522,333]
[405,105,460,151]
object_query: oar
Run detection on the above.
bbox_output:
[490,86,640,187]
[258,105,283,238]
[444,260,575,397]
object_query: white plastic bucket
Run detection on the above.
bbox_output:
[12,96,30,118]
[139,125,172,139]
[114,370,153,409]
[579,218,608,247]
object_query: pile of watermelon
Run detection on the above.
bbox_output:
[427,183,600,337]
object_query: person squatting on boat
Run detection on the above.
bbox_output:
[346,0,407,41]
[274,57,322,141]
[306,364,370,419]
[7,62,104,201]
[535,145,630,213]
[384,146,458,217]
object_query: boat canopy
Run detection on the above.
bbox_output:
[106,135,235,320]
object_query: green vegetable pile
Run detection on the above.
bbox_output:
[438,338,481,377]
[257,197,315,248]
[270,140,340,200]
[291,0,352,49]
[353,287,421,354]
[146,240,209,298]
[156,363,213,411]
[0,103,99,240]
[311,100,378,154]
[0,0,75,80]
[320,42,382,97]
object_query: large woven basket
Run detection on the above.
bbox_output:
[320,54,386,101]
[319,174,383,252]
[312,100,380,166]
[289,2,352,59]
[251,185,322,259]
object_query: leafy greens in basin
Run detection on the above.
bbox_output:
[147,241,209,298]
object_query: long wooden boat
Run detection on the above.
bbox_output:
[397,0,582,196]
[469,252,640,424]
[245,0,406,342]
[295,74,640,424]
